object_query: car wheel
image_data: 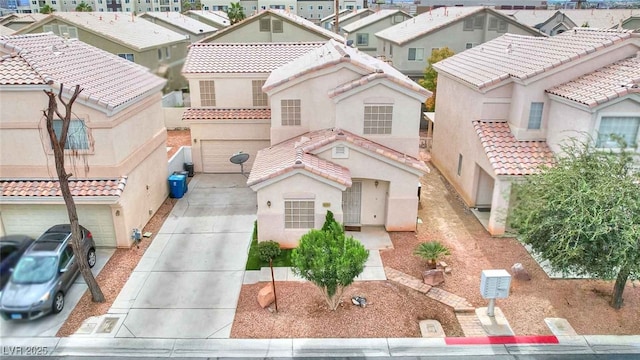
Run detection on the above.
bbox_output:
[87,248,97,268]
[52,292,64,314]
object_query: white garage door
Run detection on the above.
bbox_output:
[201,140,269,173]
[0,204,116,248]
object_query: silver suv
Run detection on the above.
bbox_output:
[0,224,96,321]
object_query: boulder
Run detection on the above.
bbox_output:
[422,269,445,286]
[257,284,275,308]
[511,263,531,281]
[444,266,452,275]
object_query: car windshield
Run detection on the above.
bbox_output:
[11,256,57,284]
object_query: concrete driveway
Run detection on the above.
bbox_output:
[107,174,256,339]
[0,248,114,337]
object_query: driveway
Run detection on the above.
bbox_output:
[0,248,114,337]
[107,174,256,339]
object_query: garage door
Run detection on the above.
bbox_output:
[0,204,116,247]
[201,140,269,173]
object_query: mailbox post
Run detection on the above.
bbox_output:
[480,269,511,317]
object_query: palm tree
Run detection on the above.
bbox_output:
[75,1,92,11]
[226,2,245,25]
[414,241,451,269]
[40,4,55,14]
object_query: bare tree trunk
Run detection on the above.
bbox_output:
[43,85,104,303]
[322,286,345,310]
[270,259,278,312]
[610,266,629,309]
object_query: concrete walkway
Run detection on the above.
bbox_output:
[102,174,256,339]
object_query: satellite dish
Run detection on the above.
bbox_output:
[230,151,250,177]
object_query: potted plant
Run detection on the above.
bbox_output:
[413,241,450,269]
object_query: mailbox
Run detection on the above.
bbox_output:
[480,269,511,299]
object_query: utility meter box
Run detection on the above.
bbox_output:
[480,269,511,299]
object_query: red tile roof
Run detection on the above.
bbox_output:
[0,33,166,111]
[183,42,324,74]
[182,108,271,120]
[1,177,127,197]
[248,128,428,187]
[434,28,634,89]
[546,56,640,107]
[473,121,554,176]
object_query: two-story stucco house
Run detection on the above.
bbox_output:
[199,9,344,43]
[430,28,640,236]
[184,10,230,29]
[181,42,324,173]
[16,12,190,92]
[320,8,351,29]
[375,6,544,79]
[248,40,430,247]
[325,8,375,32]
[343,9,412,56]
[139,12,218,43]
[0,33,169,247]
[502,9,640,35]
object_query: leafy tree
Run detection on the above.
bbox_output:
[182,0,202,11]
[418,47,454,111]
[40,4,55,14]
[75,1,92,11]
[226,2,245,25]
[510,139,640,309]
[43,85,104,302]
[257,240,281,311]
[414,241,451,269]
[291,212,369,310]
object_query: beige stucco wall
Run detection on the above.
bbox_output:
[205,15,333,43]
[187,74,270,108]
[164,107,188,129]
[255,173,344,248]
[347,14,411,56]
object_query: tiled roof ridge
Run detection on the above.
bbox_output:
[329,71,430,98]
[1,176,128,197]
[342,9,406,32]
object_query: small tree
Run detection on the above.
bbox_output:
[418,47,454,111]
[257,240,281,311]
[226,2,245,25]
[291,212,369,310]
[75,1,92,11]
[414,241,450,269]
[511,138,640,309]
[40,4,55,14]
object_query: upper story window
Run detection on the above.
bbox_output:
[364,105,393,134]
[408,48,424,61]
[118,53,134,61]
[252,80,268,107]
[281,99,301,126]
[527,102,544,130]
[259,18,270,32]
[199,80,216,107]
[597,116,640,148]
[463,17,474,31]
[272,19,283,33]
[356,33,368,46]
[52,119,90,150]
[284,200,314,229]
[488,17,498,30]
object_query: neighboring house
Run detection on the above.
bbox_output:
[375,6,544,78]
[139,12,218,43]
[181,42,324,173]
[198,9,344,43]
[0,13,47,32]
[320,8,351,29]
[0,33,169,247]
[248,40,430,247]
[415,0,546,10]
[430,28,640,236]
[0,24,13,35]
[502,9,640,35]
[343,9,411,55]
[91,0,181,13]
[330,8,375,32]
[296,0,365,23]
[184,10,230,29]
[16,12,190,92]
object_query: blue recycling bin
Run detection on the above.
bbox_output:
[168,174,186,199]
[173,171,189,193]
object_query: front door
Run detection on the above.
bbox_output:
[342,181,362,226]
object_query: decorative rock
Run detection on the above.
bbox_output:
[439,261,448,268]
[257,284,275,308]
[444,266,452,274]
[422,269,445,286]
[351,296,367,307]
[419,320,446,338]
[511,263,531,281]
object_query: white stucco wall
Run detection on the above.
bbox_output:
[187,74,270,108]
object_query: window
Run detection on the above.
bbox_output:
[356,33,368,46]
[318,5,323,9]
[59,245,74,271]
[465,43,474,49]
[284,200,315,229]
[364,105,393,134]
[457,154,463,176]
[392,14,404,24]
[474,15,485,29]
[272,19,283,33]
[52,119,90,150]
[498,20,508,33]
[527,102,543,129]
[157,48,162,60]
[488,17,498,30]
[408,48,424,61]
[259,18,270,32]
[281,99,301,126]
[389,44,393,56]
[165,47,170,59]
[252,80,268,107]
[463,17,474,31]
[118,53,134,61]
[308,5,312,9]
[597,117,640,148]
[199,80,216,107]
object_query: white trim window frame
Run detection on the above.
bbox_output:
[408,47,424,61]
[595,115,640,149]
[284,200,315,229]
[364,105,393,135]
